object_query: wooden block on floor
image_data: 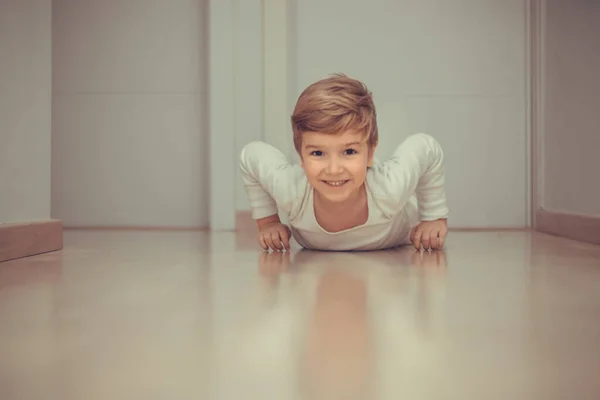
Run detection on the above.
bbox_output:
[0,219,63,263]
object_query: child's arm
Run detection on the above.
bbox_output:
[256,213,282,229]
[239,141,301,223]
[376,133,449,222]
[240,141,300,251]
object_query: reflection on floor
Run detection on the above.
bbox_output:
[1,229,600,399]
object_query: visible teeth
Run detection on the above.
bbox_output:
[325,180,347,186]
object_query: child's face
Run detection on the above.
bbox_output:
[300,129,376,203]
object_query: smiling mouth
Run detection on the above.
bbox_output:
[322,180,350,187]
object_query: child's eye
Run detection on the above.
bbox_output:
[310,150,323,156]
[344,148,358,155]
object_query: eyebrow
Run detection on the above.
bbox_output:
[304,142,362,150]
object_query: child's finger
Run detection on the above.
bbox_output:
[430,231,439,250]
[438,231,446,249]
[281,232,291,250]
[421,231,431,250]
[270,233,283,251]
[259,235,268,251]
[264,235,276,251]
[413,229,422,250]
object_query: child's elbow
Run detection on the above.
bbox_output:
[240,141,261,159]
[415,133,444,161]
[239,141,263,170]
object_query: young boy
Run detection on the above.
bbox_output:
[240,73,449,252]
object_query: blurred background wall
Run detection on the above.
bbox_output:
[1,0,598,237]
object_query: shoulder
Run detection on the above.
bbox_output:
[239,140,308,210]
[388,132,443,157]
[366,132,444,213]
[370,132,444,176]
[240,141,286,161]
[368,131,440,176]
[239,141,305,180]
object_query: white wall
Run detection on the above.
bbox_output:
[234,0,263,211]
[51,0,209,228]
[288,0,529,228]
[232,0,290,214]
[540,0,600,217]
[0,0,52,224]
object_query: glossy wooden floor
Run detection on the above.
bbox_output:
[1,229,599,399]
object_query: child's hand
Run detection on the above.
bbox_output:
[259,222,291,251]
[410,218,447,250]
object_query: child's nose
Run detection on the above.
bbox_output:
[326,157,344,174]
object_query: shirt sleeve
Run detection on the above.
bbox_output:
[239,141,303,219]
[372,133,449,221]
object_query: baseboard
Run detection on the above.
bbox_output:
[0,219,63,263]
[448,227,531,232]
[63,225,208,231]
[535,208,600,245]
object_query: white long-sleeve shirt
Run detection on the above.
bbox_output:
[239,133,449,251]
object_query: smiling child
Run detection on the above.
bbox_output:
[239,73,449,252]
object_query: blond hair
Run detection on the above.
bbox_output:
[290,73,378,153]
